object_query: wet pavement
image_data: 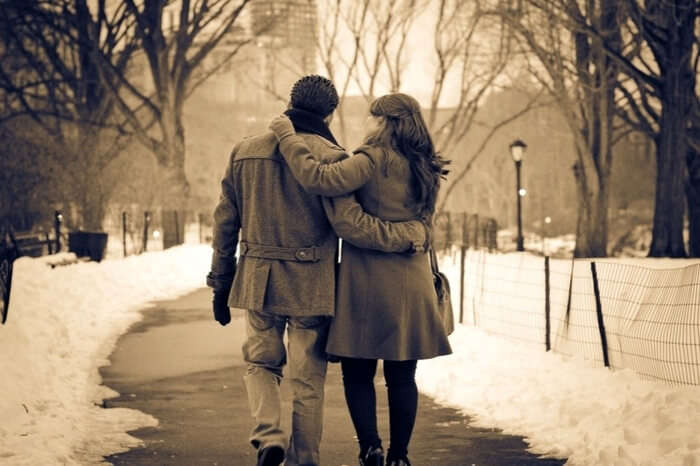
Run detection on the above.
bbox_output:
[100,288,566,466]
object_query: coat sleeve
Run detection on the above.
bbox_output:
[322,195,427,253]
[277,133,374,196]
[207,147,241,291]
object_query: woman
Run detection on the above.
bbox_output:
[269,93,452,466]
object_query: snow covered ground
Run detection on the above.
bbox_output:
[418,251,700,466]
[417,326,700,466]
[0,245,210,465]
[1,244,699,465]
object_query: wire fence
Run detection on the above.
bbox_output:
[442,249,700,386]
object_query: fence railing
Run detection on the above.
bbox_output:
[443,249,700,386]
[433,211,498,252]
[1,209,212,324]
[103,208,211,258]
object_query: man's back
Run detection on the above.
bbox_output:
[231,132,338,249]
[213,130,345,316]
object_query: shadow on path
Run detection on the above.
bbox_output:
[101,288,566,466]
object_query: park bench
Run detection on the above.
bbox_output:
[1,223,82,325]
[13,230,56,257]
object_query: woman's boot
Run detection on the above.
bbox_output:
[359,445,384,466]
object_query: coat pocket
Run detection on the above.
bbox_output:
[230,257,271,311]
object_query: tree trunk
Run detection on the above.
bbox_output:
[649,100,689,257]
[158,161,190,210]
[161,209,186,249]
[65,130,109,232]
[647,1,694,257]
[687,148,700,257]
[568,0,618,258]
[79,188,107,232]
[156,110,190,210]
[573,160,609,258]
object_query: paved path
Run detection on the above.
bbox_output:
[100,288,566,466]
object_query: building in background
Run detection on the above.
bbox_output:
[249,0,318,103]
[250,0,317,65]
[205,0,319,106]
[128,1,319,107]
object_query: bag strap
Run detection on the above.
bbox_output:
[429,246,440,275]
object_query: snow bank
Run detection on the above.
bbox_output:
[0,245,211,465]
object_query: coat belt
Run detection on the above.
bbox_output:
[239,241,325,262]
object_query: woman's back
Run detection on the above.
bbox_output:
[352,144,417,222]
[326,143,451,361]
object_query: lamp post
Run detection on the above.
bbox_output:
[510,139,527,252]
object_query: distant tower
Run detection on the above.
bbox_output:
[249,0,319,99]
[250,0,318,72]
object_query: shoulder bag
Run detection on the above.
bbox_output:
[429,247,454,336]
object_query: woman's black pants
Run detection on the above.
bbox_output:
[340,357,418,462]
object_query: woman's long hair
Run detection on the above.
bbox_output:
[364,93,449,218]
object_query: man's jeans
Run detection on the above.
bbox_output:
[242,309,329,466]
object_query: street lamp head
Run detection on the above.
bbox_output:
[510,139,527,162]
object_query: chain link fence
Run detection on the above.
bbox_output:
[446,250,700,386]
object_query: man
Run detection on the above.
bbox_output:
[207,75,427,466]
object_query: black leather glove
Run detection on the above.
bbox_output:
[212,288,231,326]
[207,270,235,326]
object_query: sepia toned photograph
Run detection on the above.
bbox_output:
[1,0,699,465]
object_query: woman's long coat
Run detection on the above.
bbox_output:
[276,135,452,361]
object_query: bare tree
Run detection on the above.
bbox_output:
[603,0,697,257]
[243,0,536,215]
[426,0,544,215]
[547,0,699,257]
[497,0,623,257]
[91,0,253,210]
[349,0,424,99]
[0,0,136,230]
[314,0,370,142]
[258,0,423,143]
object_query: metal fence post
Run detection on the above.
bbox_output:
[459,246,466,324]
[143,212,150,253]
[590,261,610,367]
[122,211,127,257]
[54,211,62,253]
[544,255,551,351]
[563,257,575,333]
[174,210,180,245]
[459,212,468,324]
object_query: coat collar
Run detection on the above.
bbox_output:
[284,108,340,147]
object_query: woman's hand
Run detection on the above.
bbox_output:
[269,115,296,141]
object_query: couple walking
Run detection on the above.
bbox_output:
[207,75,452,466]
